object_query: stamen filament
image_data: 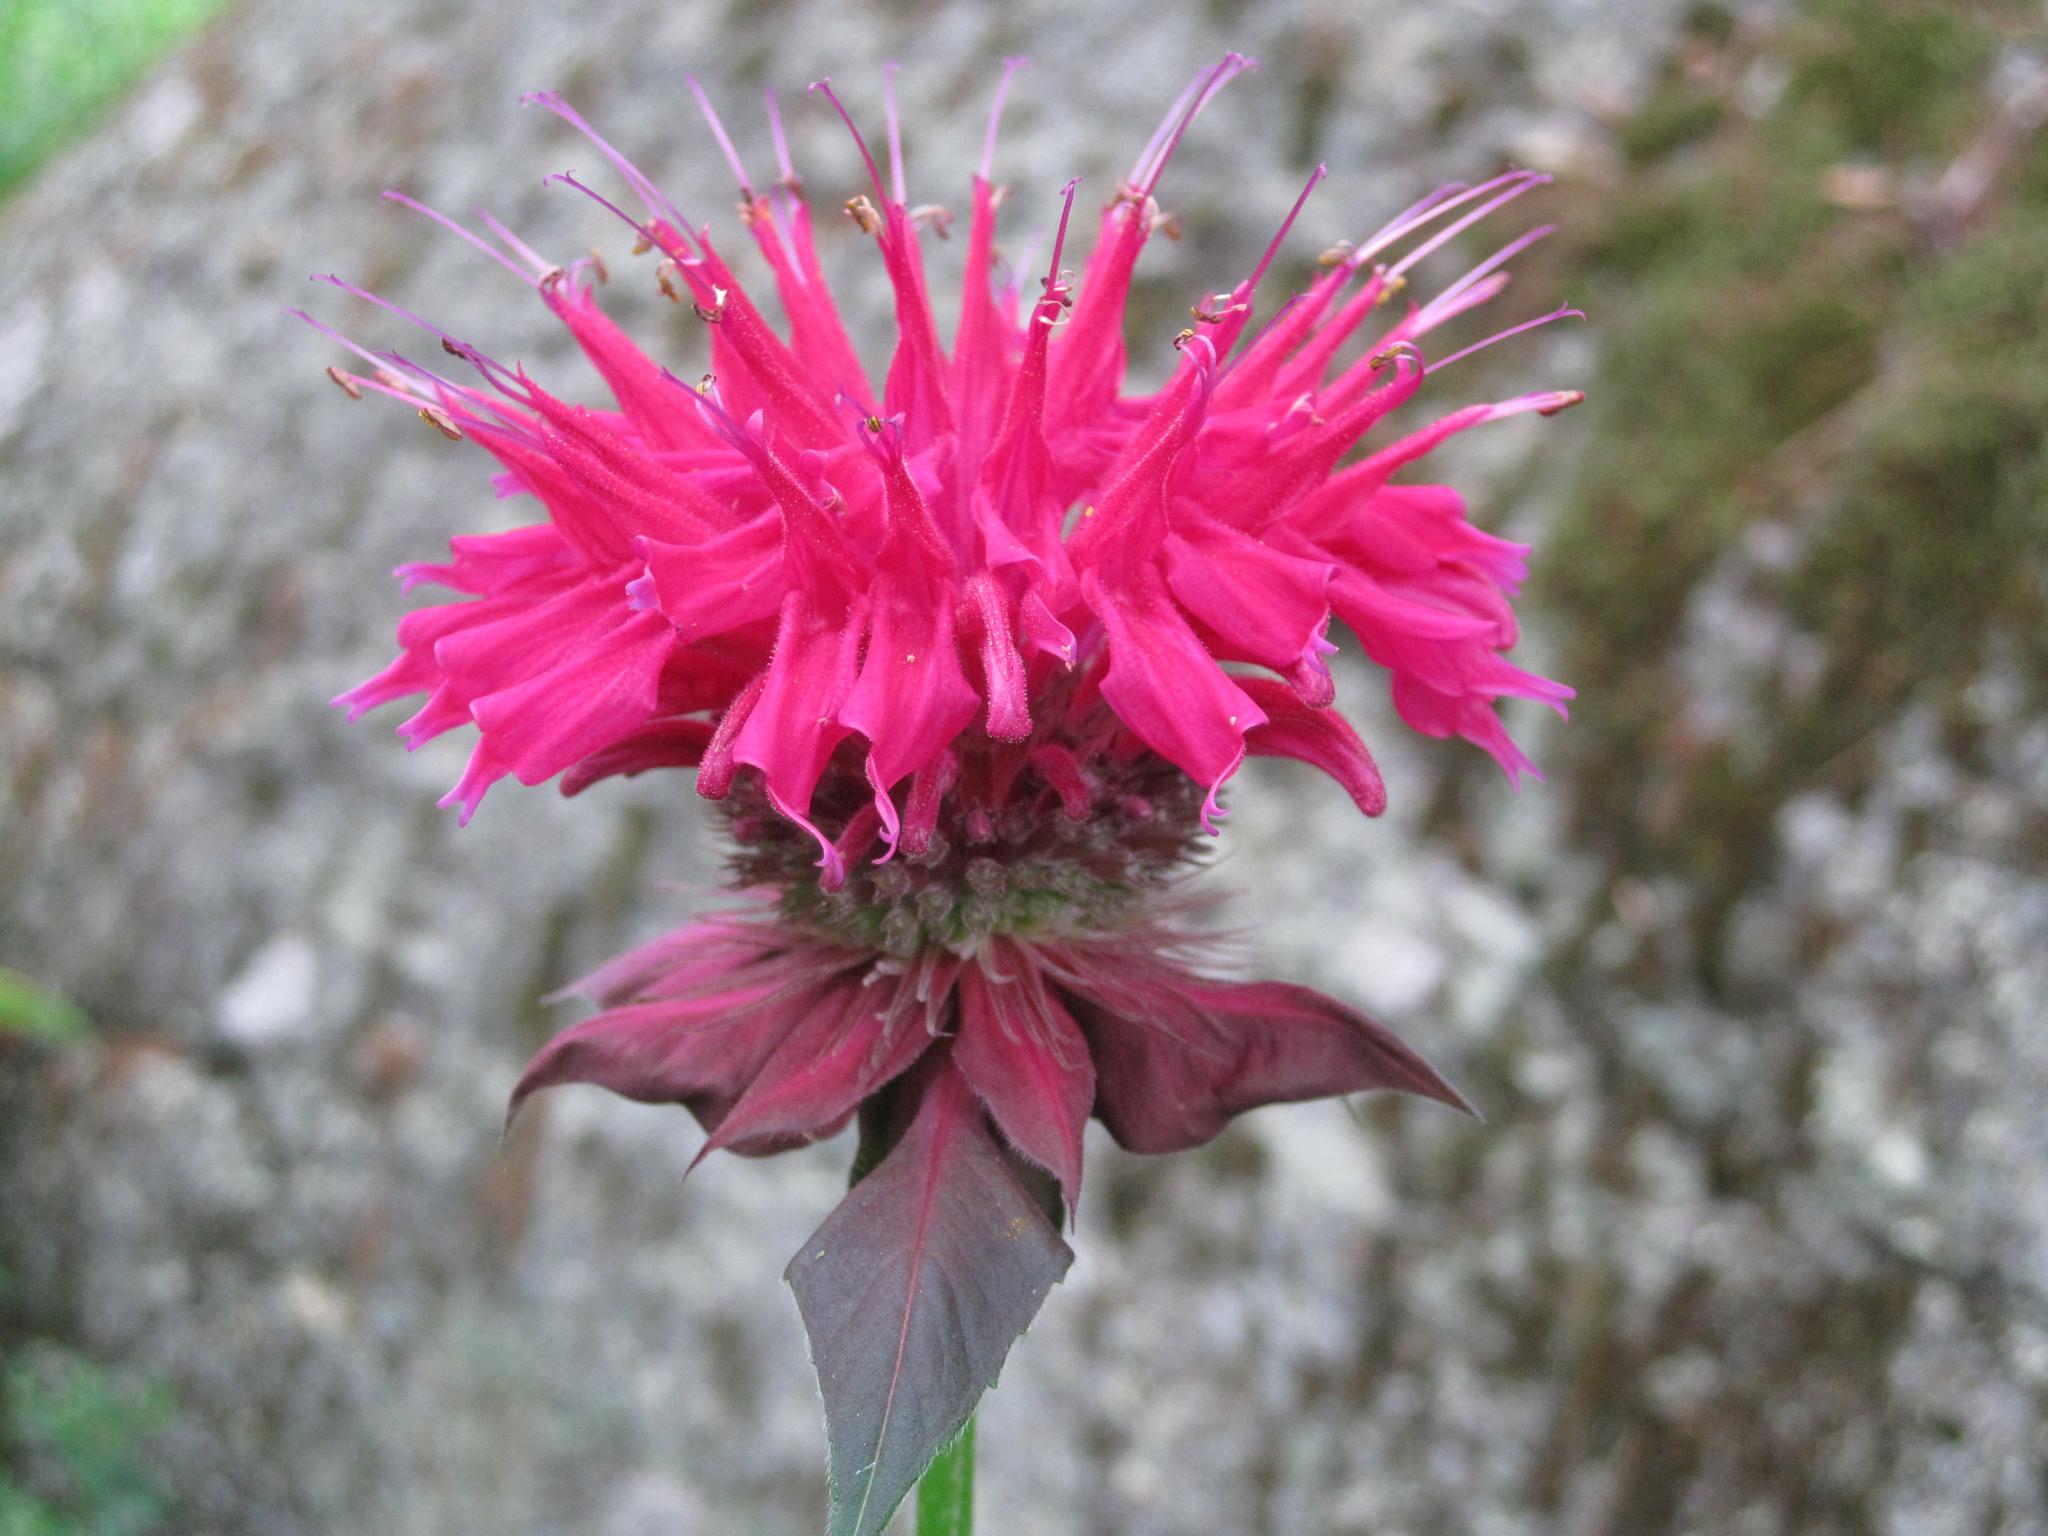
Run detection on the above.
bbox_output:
[521,90,693,235]
[980,56,1029,183]
[1356,169,1539,266]
[1416,222,1556,325]
[1386,174,1551,279]
[1138,52,1253,196]
[1428,306,1584,371]
[1246,162,1327,294]
[473,209,552,275]
[882,62,907,205]
[381,191,537,286]
[687,75,756,197]
[765,86,798,185]
[808,78,889,208]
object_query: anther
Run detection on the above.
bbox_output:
[909,204,954,238]
[418,406,463,441]
[326,366,362,400]
[656,262,682,303]
[1538,390,1585,416]
[1368,340,1424,371]
[631,235,653,256]
[587,248,608,284]
[844,195,882,235]
[1173,328,1197,349]
[1317,240,1356,268]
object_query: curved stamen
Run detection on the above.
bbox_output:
[286,307,429,399]
[543,171,684,258]
[980,56,1029,182]
[1127,72,1206,189]
[1425,222,1548,321]
[1355,169,1538,266]
[1353,179,1470,255]
[1246,161,1327,295]
[1427,306,1584,371]
[765,86,798,186]
[687,75,755,198]
[1038,177,1081,313]
[882,62,907,205]
[381,191,537,285]
[808,77,889,208]
[1402,271,1511,337]
[473,209,552,274]
[1138,52,1254,196]
[1386,173,1551,279]
[521,90,693,235]
[309,274,481,363]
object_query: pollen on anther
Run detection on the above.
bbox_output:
[845,195,881,235]
[418,407,462,441]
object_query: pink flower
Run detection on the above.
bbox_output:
[314,55,1574,864]
[312,56,1579,1536]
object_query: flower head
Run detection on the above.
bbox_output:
[312,56,1578,1536]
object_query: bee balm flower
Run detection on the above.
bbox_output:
[311,55,1578,1536]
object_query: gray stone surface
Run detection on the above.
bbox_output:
[7,1,2044,1534]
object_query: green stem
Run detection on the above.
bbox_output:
[916,1416,975,1536]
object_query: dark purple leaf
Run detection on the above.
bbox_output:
[507,979,817,1133]
[953,955,1093,1215]
[788,1056,1072,1536]
[701,969,940,1160]
[1065,961,1473,1153]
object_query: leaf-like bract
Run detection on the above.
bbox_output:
[787,1058,1072,1536]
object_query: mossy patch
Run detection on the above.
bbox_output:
[1527,0,2047,980]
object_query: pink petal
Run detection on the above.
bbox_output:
[1082,563,1267,831]
[1237,677,1387,816]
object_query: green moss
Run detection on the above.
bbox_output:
[1528,0,2046,980]
[1780,0,1996,159]
[0,1349,171,1536]
[1616,86,1725,167]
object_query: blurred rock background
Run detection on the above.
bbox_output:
[3,0,2045,1531]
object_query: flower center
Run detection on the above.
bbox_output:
[723,742,1208,955]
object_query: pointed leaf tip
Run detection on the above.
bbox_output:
[789,1059,1072,1536]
